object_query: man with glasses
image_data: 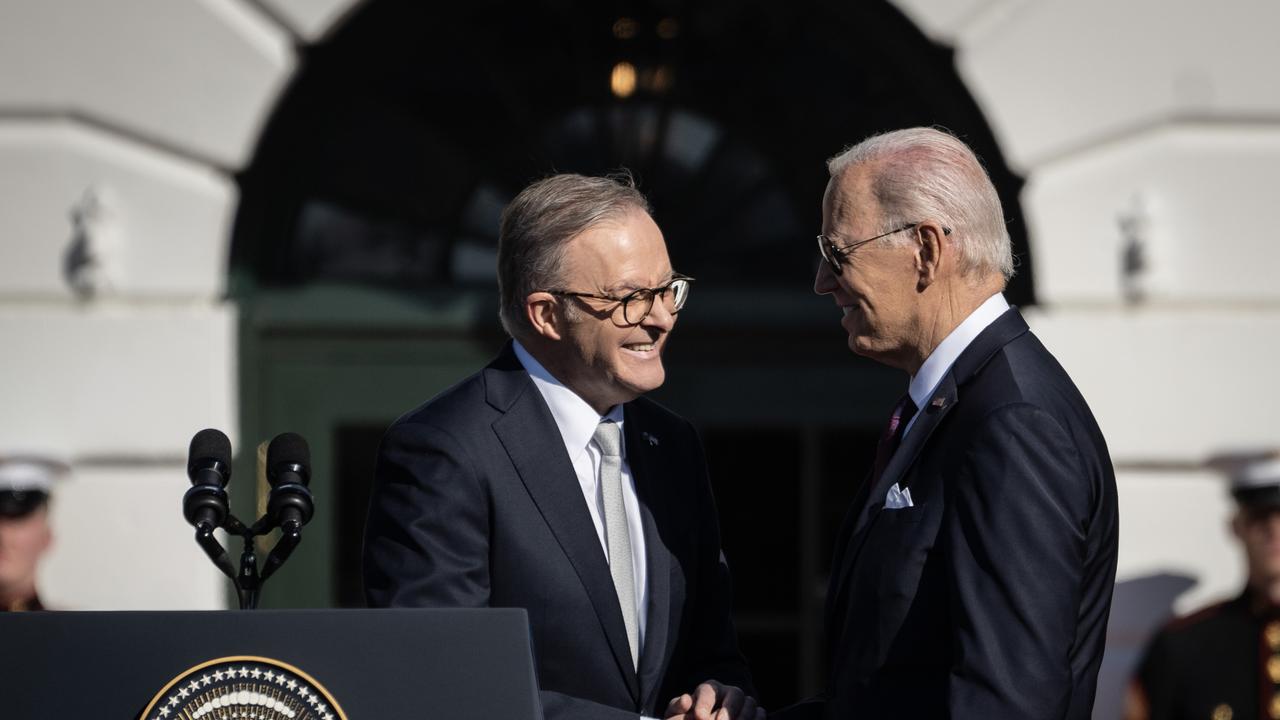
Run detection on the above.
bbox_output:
[364,173,760,720]
[781,128,1118,719]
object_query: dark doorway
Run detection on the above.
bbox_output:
[231,0,1032,301]
[333,423,384,608]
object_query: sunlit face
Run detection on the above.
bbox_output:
[1235,507,1280,588]
[0,506,52,595]
[547,208,678,413]
[813,167,922,370]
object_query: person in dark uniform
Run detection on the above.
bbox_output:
[0,455,65,612]
[1127,456,1280,720]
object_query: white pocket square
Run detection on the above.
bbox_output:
[884,482,914,509]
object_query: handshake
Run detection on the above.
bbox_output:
[663,680,764,720]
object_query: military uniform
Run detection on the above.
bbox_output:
[1129,456,1280,720]
[1133,591,1280,720]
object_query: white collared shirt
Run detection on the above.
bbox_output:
[904,293,1011,438]
[513,340,649,644]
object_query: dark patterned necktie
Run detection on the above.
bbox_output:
[871,394,918,485]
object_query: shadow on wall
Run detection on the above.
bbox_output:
[1094,572,1198,720]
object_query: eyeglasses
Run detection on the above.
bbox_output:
[817,222,951,273]
[545,275,694,326]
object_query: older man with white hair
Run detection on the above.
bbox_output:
[780,127,1119,719]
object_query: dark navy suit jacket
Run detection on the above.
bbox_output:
[363,343,753,720]
[786,308,1119,720]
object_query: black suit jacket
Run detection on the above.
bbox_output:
[789,308,1119,720]
[363,344,753,720]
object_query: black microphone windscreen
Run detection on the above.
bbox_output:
[189,428,232,470]
[267,432,310,483]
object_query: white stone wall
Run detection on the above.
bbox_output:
[2,0,1276,715]
[0,0,325,610]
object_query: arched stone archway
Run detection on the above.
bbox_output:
[227,0,1032,703]
[230,0,1033,301]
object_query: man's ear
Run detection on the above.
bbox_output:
[525,292,564,341]
[914,220,948,290]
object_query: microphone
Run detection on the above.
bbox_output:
[260,432,314,582]
[265,432,314,531]
[183,428,232,531]
[183,428,238,584]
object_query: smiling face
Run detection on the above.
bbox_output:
[813,166,924,372]
[542,207,677,413]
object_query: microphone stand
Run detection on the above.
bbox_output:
[197,513,302,610]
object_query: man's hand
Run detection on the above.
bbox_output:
[664,680,764,720]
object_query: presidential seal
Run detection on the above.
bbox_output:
[140,656,346,720]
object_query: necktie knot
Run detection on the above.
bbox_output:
[593,420,622,458]
[888,395,918,439]
[871,394,918,486]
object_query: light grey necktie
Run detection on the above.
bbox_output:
[593,419,639,670]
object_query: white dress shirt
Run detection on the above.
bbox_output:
[513,340,649,646]
[904,293,1011,438]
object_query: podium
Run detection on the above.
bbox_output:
[0,608,543,719]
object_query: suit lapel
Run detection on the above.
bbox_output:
[487,349,641,702]
[624,406,674,711]
[827,307,1032,625]
[824,465,874,632]
[871,376,958,512]
[829,375,959,614]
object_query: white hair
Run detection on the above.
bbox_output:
[827,127,1014,282]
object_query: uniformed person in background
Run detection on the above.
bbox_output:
[1126,456,1280,720]
[0,454,66,612]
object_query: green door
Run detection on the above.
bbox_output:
[235,285,506,609]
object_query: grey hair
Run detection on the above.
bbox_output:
[497,172,652,339]
[827,127,1014,282]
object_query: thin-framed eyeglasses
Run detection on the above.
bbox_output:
[544,274,694,326]
[817,222,951,274]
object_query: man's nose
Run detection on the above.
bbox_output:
[641,295,676,331]
[814,260,838,296]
